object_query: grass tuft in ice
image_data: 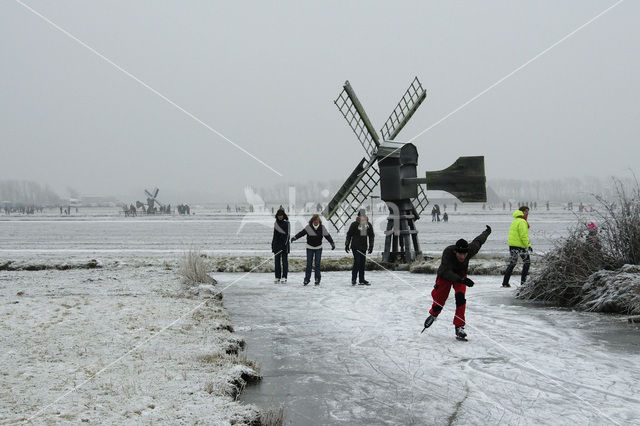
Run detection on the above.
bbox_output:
[260,404,285,426]
[179,249,216,285]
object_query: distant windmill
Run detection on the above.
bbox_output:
[323,77,487,263]
[144,188,163,214]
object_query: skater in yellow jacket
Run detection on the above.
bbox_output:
[502,206,531,287]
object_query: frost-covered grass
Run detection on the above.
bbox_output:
[518,180,640,314]
[0,259,261,424]
[260,404,285,426]
[179,249,217,285]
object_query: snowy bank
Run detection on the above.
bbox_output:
[0,258,266,424]
[577,265,640,314]
[518,264,640,315]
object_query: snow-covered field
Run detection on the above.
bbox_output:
[224,272,640,425]
[0,205,587,258]
[0,258,261,424]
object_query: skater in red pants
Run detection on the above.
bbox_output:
[422,226,491,339]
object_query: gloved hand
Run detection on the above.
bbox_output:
[345,246,350,253]
[462,277,475,287]
[367,247,373,254]
[290,237,296,243]
[331,243,336,251]
[486,225,492,234]
[528,246,533,253]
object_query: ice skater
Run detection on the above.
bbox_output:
[271,208,290,283]
[502,206,531,287]
[345,209,374,286]
[422,225,491,340]
[291,214,335,286]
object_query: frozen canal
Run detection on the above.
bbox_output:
[223,271,640,425]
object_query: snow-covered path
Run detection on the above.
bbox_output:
[223,271,640,425]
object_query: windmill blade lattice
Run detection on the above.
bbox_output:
[323,158,380,232]
[380,77,427,141]
[409,184,430,220]
[334,81,380,158]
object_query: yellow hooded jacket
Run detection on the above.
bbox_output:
[507,210,530,248]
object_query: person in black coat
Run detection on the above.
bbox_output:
[271,208,290,283]
[291,214,335,285]
[345,210,374,285]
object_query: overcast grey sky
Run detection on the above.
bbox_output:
[1,1,638,201]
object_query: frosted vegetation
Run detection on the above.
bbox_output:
[518,180,640,314]
[179,249,217,286]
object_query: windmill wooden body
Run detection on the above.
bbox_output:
[323,77,487,263]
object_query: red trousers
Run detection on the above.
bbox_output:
[428,277,467,326]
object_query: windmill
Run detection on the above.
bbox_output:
[143,187,163,214]
[322,77,487,263]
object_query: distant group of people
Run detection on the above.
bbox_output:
[59,206,76,215]
[431,204,449,222]
[271,208,374,286]
[3,205,44,215]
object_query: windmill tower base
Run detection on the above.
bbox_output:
[382,200,423,264]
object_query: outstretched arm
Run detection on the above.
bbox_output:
[468,225,491,257]
[322,226,335,246]
[293,227,307,240]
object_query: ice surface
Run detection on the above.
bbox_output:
[223,271,640,425]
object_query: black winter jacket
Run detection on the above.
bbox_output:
[271,220,290,253]
[437,228,490,283]
[345,218,374,252]
[293,224,335,248]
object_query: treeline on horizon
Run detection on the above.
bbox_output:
[0,180,61,206]
[255,176,637,205]
[2,175,636,207]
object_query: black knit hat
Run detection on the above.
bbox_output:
[455,239,469,253]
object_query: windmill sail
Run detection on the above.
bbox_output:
[380,77,427,141]
[334,81,380,158]
[323,158,380,232]
[409,184,429,220]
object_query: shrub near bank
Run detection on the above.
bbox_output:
[517,180,640,315]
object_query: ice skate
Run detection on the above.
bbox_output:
[455,326,468,341]
[421,315,436,333]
